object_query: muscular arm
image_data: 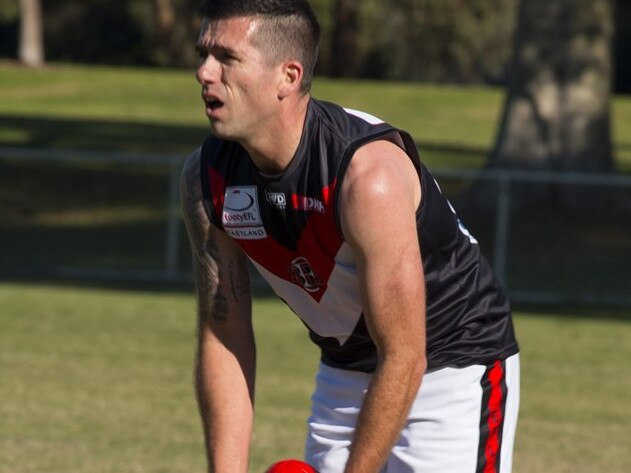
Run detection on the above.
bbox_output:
[180,149,255,473]
[339,140,427,473]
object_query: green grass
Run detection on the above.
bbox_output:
[0,283,629,473]
[0,284,319,473]
[0,63,204,125]
[1,62,630,171]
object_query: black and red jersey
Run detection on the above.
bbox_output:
[199,98,518,373]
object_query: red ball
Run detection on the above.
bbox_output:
[265,459,319,473]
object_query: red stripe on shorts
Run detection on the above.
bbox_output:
[476,360,507,473]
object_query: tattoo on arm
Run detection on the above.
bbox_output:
[181,151,229,325]
[181,150,251,327]
[228,256,251,301]
[199,236,229,324]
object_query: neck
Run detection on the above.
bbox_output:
[242,94,311,174]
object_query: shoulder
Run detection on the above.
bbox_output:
[180,147,203,200]
[342,140,420,207]
[339,140,421,242]
[182,146,202,177]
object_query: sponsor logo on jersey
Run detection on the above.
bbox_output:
[288,256,323,293]
[226,227,267,240]
[292,194,325,214]
[223,186,267,240]
[266,191,287,209]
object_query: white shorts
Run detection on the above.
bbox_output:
[305,354,520,473]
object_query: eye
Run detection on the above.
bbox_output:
[218,52,237,64]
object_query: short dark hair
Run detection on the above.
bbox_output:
[199,0,321,93]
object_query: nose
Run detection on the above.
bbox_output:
[196,55,220,85]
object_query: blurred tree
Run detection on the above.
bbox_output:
[133,0,201,67]
[44,0,142,64]
[155,0,176,50]
[308,0,334,75]
[614,0,631,93]
[359,0,517,83]
[489,0,615,174]
[18,0,44,66]
[329,0,360,77]
[2,0,520,83]
[0,0,19,58]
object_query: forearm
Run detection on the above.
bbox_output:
[192,241,255,473]
[180,148,256,472]
[344,356,425,473]
[192,252,254,473]
[197,332,256,473]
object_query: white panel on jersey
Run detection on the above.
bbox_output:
[222,186,267,240]
[344,108,385,125]
[251,245,363,345]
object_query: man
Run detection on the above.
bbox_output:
[180,1,520,472]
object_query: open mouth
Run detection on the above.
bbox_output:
[207,99,224,110]
[205,97,224,111]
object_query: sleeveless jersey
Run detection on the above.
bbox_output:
[200,98,519,373]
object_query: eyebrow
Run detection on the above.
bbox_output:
[195,42,238,57]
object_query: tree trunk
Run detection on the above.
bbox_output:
[490,0,615,174]
[329,0,361,77]
[155,0,176,38]
[18,0,44,67]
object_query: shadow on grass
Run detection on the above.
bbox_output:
[1,113,490,164]
[0,114,209,153]
[0,271,278,300]
[3,273,629,322]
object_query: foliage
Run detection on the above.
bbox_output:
[3,0,631,87]
[0,0,18,22]
[39,0,201,66]
[0,0,517,83]
[358,0,518,83]
[0,0,18,55]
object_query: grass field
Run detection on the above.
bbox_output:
[0,283,629,473]
[1,62,630,170]
[0,63,630,471]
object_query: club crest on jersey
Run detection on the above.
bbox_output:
[289,257,323,293]
[222,186,267,240]
[292,194,325,214]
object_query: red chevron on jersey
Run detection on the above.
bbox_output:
[236,183,341,302]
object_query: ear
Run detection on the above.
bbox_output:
[278,60,304,99]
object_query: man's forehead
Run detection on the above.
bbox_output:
[198,16,258,46]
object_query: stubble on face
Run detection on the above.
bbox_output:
[197,17,280,142]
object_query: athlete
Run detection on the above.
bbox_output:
[180,1,520,473]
